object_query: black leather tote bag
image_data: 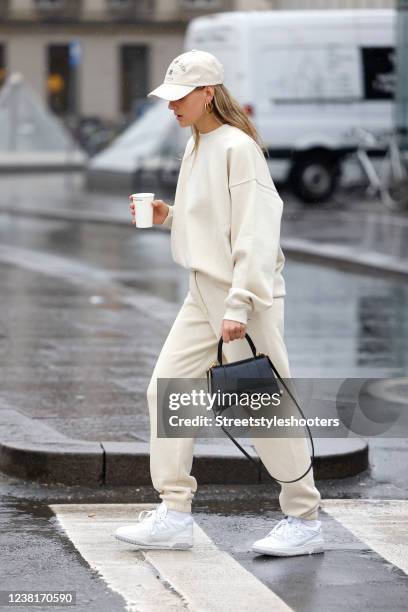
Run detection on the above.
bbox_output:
[206,333,314,483]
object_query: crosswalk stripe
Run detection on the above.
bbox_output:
[49,503,293,612]
[321,498,408,575]
[50,504,177,612]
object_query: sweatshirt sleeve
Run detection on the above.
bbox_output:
[162,204,174,228]
[223,143,284,325]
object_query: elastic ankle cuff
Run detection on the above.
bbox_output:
[162,501,192,513]
[299,512,319,520]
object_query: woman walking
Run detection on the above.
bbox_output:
[115,50,324,557]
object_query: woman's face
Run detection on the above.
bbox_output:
[168,86,212,127]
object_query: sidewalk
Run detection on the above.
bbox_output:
[4,171,407,486]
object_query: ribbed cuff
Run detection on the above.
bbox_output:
[162,204,173,227]
[163,500,192,513]
[223,307,249,326]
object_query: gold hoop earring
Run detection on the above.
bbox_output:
[205,100,213,114]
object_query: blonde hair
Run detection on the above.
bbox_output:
[187,84,269,161]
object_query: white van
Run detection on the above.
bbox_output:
[184,9,396,202]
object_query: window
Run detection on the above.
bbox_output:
[34,0,65,8]
[120,45,149,116]
[0,45,6,90]
[360,47,395,100]
[180,0,221,8]
[47,44,71,114]
[107,0,131,6]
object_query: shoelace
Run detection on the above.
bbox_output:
[137,509,156,522]
[137,507,167,534]
[267,516,309,538]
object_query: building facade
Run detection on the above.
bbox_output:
[0,0,396,122]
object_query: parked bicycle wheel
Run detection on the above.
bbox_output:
[382,176,408,212]
[380,139,408,211]
[345,126,408,214]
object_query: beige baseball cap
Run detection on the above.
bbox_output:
[147,49,224,101]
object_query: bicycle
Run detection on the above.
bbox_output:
[343,126,408,213]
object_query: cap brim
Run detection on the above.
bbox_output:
[147,83,196,101]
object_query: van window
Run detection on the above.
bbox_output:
[360,47,395,100]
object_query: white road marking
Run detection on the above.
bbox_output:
[321,498,408,574]
[49,503,293,612]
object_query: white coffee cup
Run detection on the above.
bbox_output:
[131,193,154,228]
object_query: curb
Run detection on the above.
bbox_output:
[0,409,368,486]
[283,237,408,282]
[1,205,407,280]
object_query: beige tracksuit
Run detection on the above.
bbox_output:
[146,123,321,518]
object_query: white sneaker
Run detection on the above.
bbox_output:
[114,502,193,550]
[252,515,325,557]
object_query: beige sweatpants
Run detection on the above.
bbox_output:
[146,269,321,519]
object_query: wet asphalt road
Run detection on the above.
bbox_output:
[1,213,408,378]
[0,193,408,610]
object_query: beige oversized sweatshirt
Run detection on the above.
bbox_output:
[162,123,286,325]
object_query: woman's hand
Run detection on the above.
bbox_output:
[220,319,247,343]
[129,196,170,226]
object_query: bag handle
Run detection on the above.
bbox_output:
[217,333,257,364]
[209,333,315,484]
[262,352,315,483]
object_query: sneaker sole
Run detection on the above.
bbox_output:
[252,541,325,557]
[114,534,193,550]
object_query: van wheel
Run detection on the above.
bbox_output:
[289,153,340,204]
